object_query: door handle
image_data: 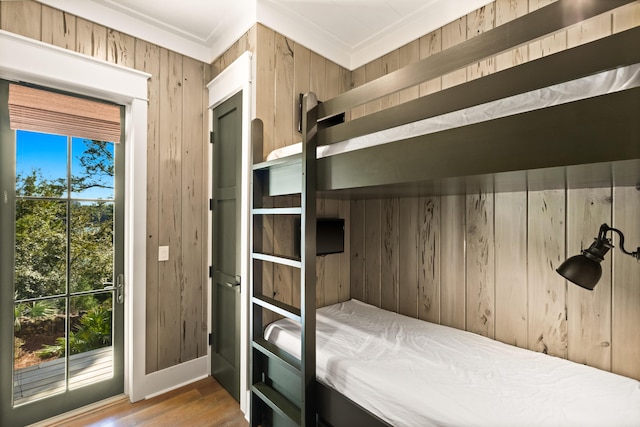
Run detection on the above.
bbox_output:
[104,274,124,304]
[224,282,240,288]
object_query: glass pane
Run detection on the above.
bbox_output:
[71,138,114,200]
[69,294,114,390]
[15,199,67,299]
[16,130,68,198]
[69,202,113,293]
[13,298,66,406]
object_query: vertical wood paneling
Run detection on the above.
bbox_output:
[495,192,528,347]
[316,198,326,308]
[364,199,381,307]
[157,49,184,369]
[350,200,366,301]
[613,0,640,33]
[495,0,528,71]
[364,58,383,114]
[465,192,495,338]
[418,30,442,96]
[1,0,41,39]
[380,198,399,312]
[180,57,206,361]
[107,29,135,67]
[256,25,276,158]
[612,186,640,380]
[261,198,275,326]
[134,39,161,374]
[441,18,466,89]
[398,197,419,318]
[440,195,466,329]
[76,17,107,61]
[309,52,327,101]
[322,199,341,306]
[10,5,215,374]
[380,50,399,110]
[527,190,567,358]
[293,43,311,144]
[567,12,612,49]
[272,35,295,309]
[338,200,351,303]
[398,40,420,103]
[417,197,440,323]
[466,4,496,81]
[273,197,293,307]
[274,34,294,151]
[41,5,75,50]
[350,66,366,119]
[566,188,612,371]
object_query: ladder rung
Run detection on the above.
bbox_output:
[253,207,302,215]
[253,338,301,374]
[253,295,302,322]
[252,382,301,426]
[252,252,301,269]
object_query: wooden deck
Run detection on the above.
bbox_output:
[13,347,113,406]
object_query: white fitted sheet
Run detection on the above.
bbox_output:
[264,299,640,427]
[266,64,640,161]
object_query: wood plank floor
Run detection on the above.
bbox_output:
[42,377,248,427]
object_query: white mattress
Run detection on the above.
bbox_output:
[264,299,640,427]
[266,63,640,161]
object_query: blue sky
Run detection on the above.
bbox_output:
[16,130,114,200]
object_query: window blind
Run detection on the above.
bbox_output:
[8,84,121,143]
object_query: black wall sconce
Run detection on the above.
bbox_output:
[556,223,639,290]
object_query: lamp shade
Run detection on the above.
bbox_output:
[556,254,602,291]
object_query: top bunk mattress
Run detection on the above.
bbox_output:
[264,299,640,427]
[266,63,640,162]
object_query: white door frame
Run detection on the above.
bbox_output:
[206,51,254,416]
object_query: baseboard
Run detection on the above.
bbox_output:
[140,356,209,400]
[28,394,128,427]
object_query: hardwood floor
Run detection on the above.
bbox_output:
[42,378,248,427]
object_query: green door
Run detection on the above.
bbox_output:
[0,81,125,426]
[211,91,242,401]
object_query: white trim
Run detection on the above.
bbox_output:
[206,51,254,418]
[350,0,494,70]
[38,0,212,63]
[140,357,209,399]
[0,31,147,102]
[0,30,153,403]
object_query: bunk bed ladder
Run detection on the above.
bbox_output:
[250,93,319,427]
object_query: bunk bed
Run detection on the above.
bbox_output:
[250,1,640,426]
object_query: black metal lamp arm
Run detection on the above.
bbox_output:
[600,223,640,260]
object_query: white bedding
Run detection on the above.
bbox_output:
[266,63,640,162]
[264,299,640,427]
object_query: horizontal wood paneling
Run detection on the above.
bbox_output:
[1,0,210,374]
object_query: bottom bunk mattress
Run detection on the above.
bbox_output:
[263,299,640,426]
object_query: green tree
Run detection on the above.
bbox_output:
[14,139,115,305]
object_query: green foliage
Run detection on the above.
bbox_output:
[25,299,58,318]
[37,304,112,359]
[14,138,115,302]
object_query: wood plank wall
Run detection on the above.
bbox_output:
[349,0,640,380]
[0,1,210,374]
[211,24,352,312]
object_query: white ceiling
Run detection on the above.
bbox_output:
[39,0,493,70]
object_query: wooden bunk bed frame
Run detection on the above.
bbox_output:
[250,1,640,426]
